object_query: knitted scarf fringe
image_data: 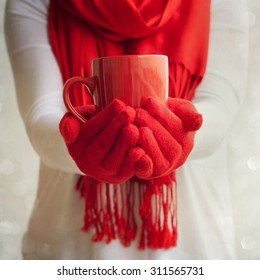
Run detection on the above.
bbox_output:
[76,174,178,250]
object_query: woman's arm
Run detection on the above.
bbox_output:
[190,0,248,159]
[4,0,83,174]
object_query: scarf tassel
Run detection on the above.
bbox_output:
[77,174,177,250]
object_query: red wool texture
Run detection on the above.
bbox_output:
[49,0,210,249]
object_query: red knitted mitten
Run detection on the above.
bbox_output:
[135,97,203,179]
[60,99,146,184]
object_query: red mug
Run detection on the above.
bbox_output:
[63,55,169,123]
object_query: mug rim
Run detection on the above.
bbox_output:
[92,54,168,61]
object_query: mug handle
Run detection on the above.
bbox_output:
[63,76,96,123]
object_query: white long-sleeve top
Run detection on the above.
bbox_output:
[4,0,248,259]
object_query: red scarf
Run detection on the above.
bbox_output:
[49,0,210,249]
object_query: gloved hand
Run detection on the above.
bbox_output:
[134,97,203,179]
[59,99,148,184]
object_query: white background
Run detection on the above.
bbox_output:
[0,0,260,259]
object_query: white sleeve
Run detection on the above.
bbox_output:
[190,0,249,159]
[4,0,83,174]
